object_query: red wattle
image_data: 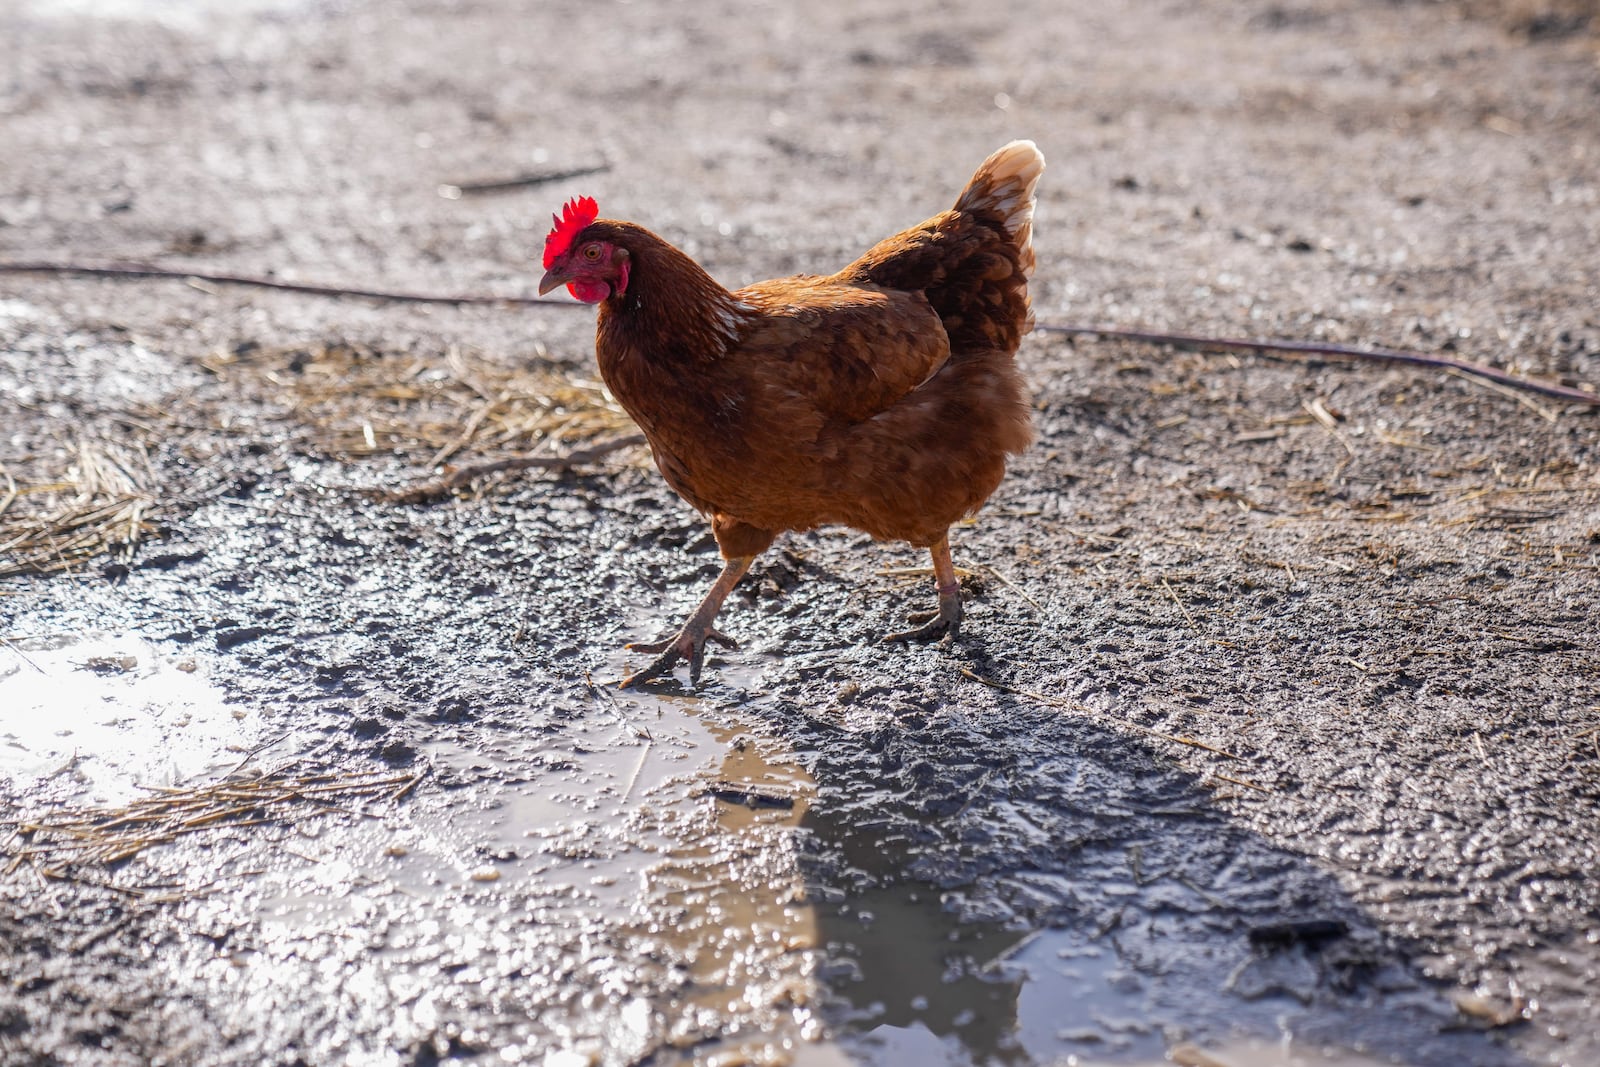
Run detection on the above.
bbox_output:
[568,279,611,303]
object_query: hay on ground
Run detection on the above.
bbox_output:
[0,438,158,578]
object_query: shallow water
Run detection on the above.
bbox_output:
[0,631,256,806]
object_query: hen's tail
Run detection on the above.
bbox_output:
[953,140,1045,278]
[838,140,1045,353]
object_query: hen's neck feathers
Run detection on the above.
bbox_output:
[597,223,748,364]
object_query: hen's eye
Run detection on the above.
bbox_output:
[583,245,601,260]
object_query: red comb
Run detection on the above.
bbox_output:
[543,196,599,268]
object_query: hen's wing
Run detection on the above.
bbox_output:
[732,276,950,425]
[836,213,1030,358]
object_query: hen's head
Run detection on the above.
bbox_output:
[538,196,630,303]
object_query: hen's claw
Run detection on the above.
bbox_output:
[619,555,755,688]
[883,533,964,645]
[882,597,962,644]
[623,626,739,688]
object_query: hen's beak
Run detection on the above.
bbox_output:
[537,264,571,296]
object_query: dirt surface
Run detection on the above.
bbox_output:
[3,0,1599,1065]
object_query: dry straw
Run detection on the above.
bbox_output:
[5,766,426,898]
[0,438,158,578]
[204,340,637,466]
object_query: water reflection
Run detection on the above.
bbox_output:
[818,883,1035,1062]
[634,694,825,1053]
[0,631,253,805]
[787,690,1528,1067]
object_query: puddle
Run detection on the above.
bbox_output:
[0,631,255,806]
[803,878,1166,1065]
[0,626,1463,1065]
[813,883,1042,1060]
[804,873,1459,1067]
[221,659,825,1063]
[640,704,821,1036]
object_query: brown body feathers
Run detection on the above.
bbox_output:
[577,141,1043,560]
[538,141,1044,681]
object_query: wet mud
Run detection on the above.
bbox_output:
[3,0,1599,1065]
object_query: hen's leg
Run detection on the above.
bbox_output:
[883,533,962,643]
[623,555,754,688]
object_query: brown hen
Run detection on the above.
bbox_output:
[538,141,1044,686]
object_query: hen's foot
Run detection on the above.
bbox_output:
[623,624,739,688]
[882,592,962,644]
[620,554,755,688]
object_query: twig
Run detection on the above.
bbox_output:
[391,768,429,802]
[976,562,1042,611]
[6,259,1594,406]
[1210,773,1273,793]
[376,434,646,503]
[1443,368,1557,422]
[1302,397,1356,457]
[440,163,611,197]
[0,260,585,309]
[1177,874,1233,908]
[706,782,797,809]
[621,741,652,804]
[426,396,504,469]
[1035,323,1600,407]
[875,564,976,579]
[0,463,17,522]
[69,919,128,954]
[0,635,47,674]
[220,732,289,778]
[1160,577,1199,631]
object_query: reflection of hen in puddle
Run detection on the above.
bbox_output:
[615,670,1147,1065]
[625,673,828,1051]
[608,659,1152,1065]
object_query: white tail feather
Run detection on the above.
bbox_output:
[954,140,1045,277]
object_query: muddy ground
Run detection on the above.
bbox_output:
[3,0,1599,1064]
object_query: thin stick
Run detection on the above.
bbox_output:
[1035,323,1600,407]
[426,396,504,469]
[977,562,1042,611]
[0,463,17,522]
[1302,397,1356,457]
[1443,368,1557,422]
[621,741,652,803]
[391,769,428,802]
[0,635,47,674]
[441,163,611,197]
[6,260,1594,406]
[1160,577,1199,631]
[0,261,585,309]
[377,434,645,503]
[1210,773,1273,793]
[875,565,976,579]
[220,733,289,778]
